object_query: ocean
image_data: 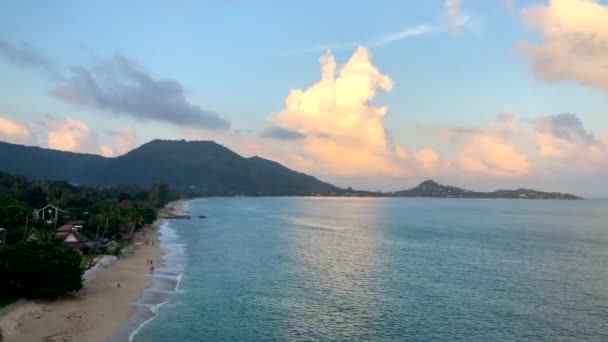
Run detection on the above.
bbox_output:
[129,197,607,341]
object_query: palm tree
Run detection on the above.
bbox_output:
[124,204,144,241]
[98,205,116,240]
[22,211,31,240]
[47,187,64,230]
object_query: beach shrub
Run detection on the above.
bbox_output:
[107,246,121,256]
[0,240,84,299]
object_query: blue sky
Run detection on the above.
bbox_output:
[1,0,607,196]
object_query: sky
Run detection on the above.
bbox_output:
[1,0,608,197]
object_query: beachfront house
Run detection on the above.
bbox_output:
[33,204,70,224]
[56,224,88,254]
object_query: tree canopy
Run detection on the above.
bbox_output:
[0,240,84,298]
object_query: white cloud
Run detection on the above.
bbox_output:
[368,25,436,47]
[520,0,608,89]
[269,47,439,176]
[276,24,435,56]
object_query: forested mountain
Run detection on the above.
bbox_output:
[0,140,338,195]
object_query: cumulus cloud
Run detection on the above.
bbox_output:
[0,117,36,145]
[52,54,229,129]
[448,111,608,177]
[520,0,608,89]
[450,113,531,178]
[0,36,54,70]
[458,134,531,178]
[105,127,140,155]
[533,113,607,167]
[269,47,438,176]
[44,117,105,155]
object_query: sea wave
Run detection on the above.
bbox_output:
[114,218,187,342]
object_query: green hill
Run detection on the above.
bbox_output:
[0,140,338,196]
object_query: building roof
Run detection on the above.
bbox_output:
[106,240,120,248]
[57,224,76,233]
[57,231,88,243]
[35,204,70,214]
[67,220,86,225]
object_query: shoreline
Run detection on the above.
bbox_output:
[0,200,186,342]
[116,199,189,342]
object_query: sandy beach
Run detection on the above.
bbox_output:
[0,200,186,342]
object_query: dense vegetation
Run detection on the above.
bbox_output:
[0,240,84,298]
[0,171,173,245]
[0,139,339,196]
[0,171,175,301]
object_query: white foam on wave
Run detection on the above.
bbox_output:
[128,301,169,342]
[126,217,188,342]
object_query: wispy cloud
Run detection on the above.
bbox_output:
[0,36,54,70]
[275,24,435,56]
[443,0,481,34]
[367,24,436,47]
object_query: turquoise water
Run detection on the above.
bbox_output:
[133,198,608,341]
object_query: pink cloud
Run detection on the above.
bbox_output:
[533,113,608,170]
[0,117,35,145]
[520,0,608,89]
[458,134,531,178]
[106,127,140,156]
[45,117,105,155]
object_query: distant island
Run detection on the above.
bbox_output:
[0,140,582,200]
[387,180,582,200]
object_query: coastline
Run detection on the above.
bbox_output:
[0,200,186,342]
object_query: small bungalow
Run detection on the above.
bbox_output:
[105,240,121,256]
[106,240,120,248]
[56,226,88,254]
[33,204,70,224]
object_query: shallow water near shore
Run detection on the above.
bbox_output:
[132,197,608,341]
[113,214,188,342]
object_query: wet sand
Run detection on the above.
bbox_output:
[0,201,186,342]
